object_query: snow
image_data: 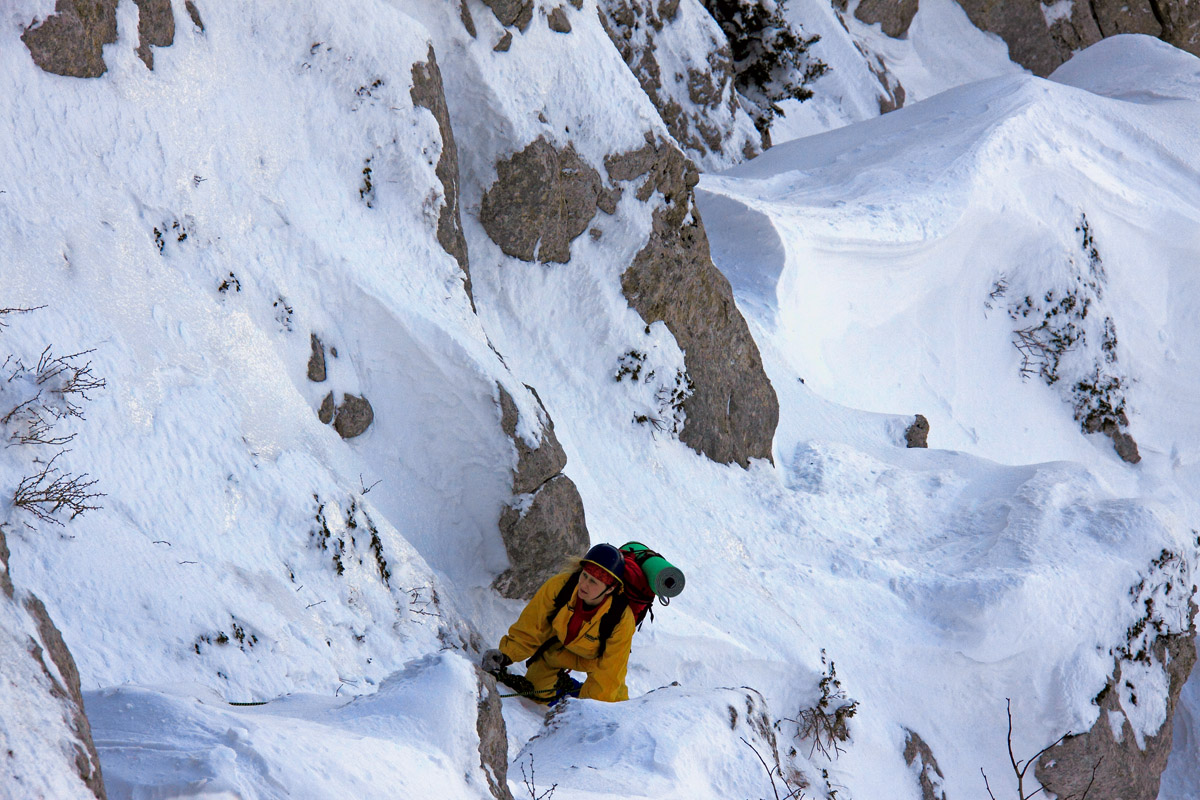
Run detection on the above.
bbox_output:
[2,2,1199,799]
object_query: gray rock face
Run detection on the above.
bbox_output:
[853,0,920,38]
[475,669,514,800]
[494,475,589,599]
[493,385,589,599]
[307,334,327,382]
[903,729,947,800]
[22,0,118,78]
[133,0,175,70]
[1036,614,1198,800]
[1,527,106,798]
[332,394,374,439]
[905,414,929,448]
[480,137,616,264]
[607,137,778,467]
[481,0,534,31]
[411,46,474,310]
[598,0,759,167]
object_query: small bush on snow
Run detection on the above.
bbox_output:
[701,0,829,140]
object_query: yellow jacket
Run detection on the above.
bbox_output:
[498,571,636,702]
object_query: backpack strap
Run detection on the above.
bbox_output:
[594,593,629,659]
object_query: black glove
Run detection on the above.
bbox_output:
[481,648,512,673]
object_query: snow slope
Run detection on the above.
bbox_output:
[3,0,1200,797]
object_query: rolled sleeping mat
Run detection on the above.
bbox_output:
[620,542,685,598]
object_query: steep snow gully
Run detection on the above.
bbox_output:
[3,0,1200,796]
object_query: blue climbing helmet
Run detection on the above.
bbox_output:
[581,543,625,587]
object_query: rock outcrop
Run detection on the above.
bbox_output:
[307,334,327,383]
[946,0,1200,76]
[480,137,617,264]
[607,136,778,467]
[0,527,106,798]
[903,729,948,800]
[851,0,920,38]
[493,385,589,599]
[475,668,514,800]
[22,0,119,78]
[598,0,760,168]
[480,0,534,31]
[133,0,175,70]
[410,46,473,309]
[1036,609,1198,799]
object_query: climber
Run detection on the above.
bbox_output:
[481,542,636,704]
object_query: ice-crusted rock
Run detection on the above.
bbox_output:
[480,136,618,264]
[0,527,105,798]
[493,385,589,599]
[598,0,761,169]
[133,0,175,69]
[607,136,778,467]
[21,0,118,78]
[411,45,474,309]
[1036,603,1198,799]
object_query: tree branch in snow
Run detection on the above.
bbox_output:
[12,450,103,526]
[981,698,1096,800]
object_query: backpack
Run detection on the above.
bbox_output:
[534,541,682,662]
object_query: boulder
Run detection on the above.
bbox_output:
[307,333,327,382]
[905,414,929,448]
[493,385,588,599]
[133,0,175,70]
[410,46,474,310]
[480,0,534,31]
[21,0,118,78]
[607,137,778,467]
[1036,612,1198,799]
[480,137,616,264]
[333,394,374,439]
[494,475,589,599]
[548,6,572,33]
[318,391,335,424]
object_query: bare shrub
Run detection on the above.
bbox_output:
[11,451,103,526]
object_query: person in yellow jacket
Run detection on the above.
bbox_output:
[482,543,635,703]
